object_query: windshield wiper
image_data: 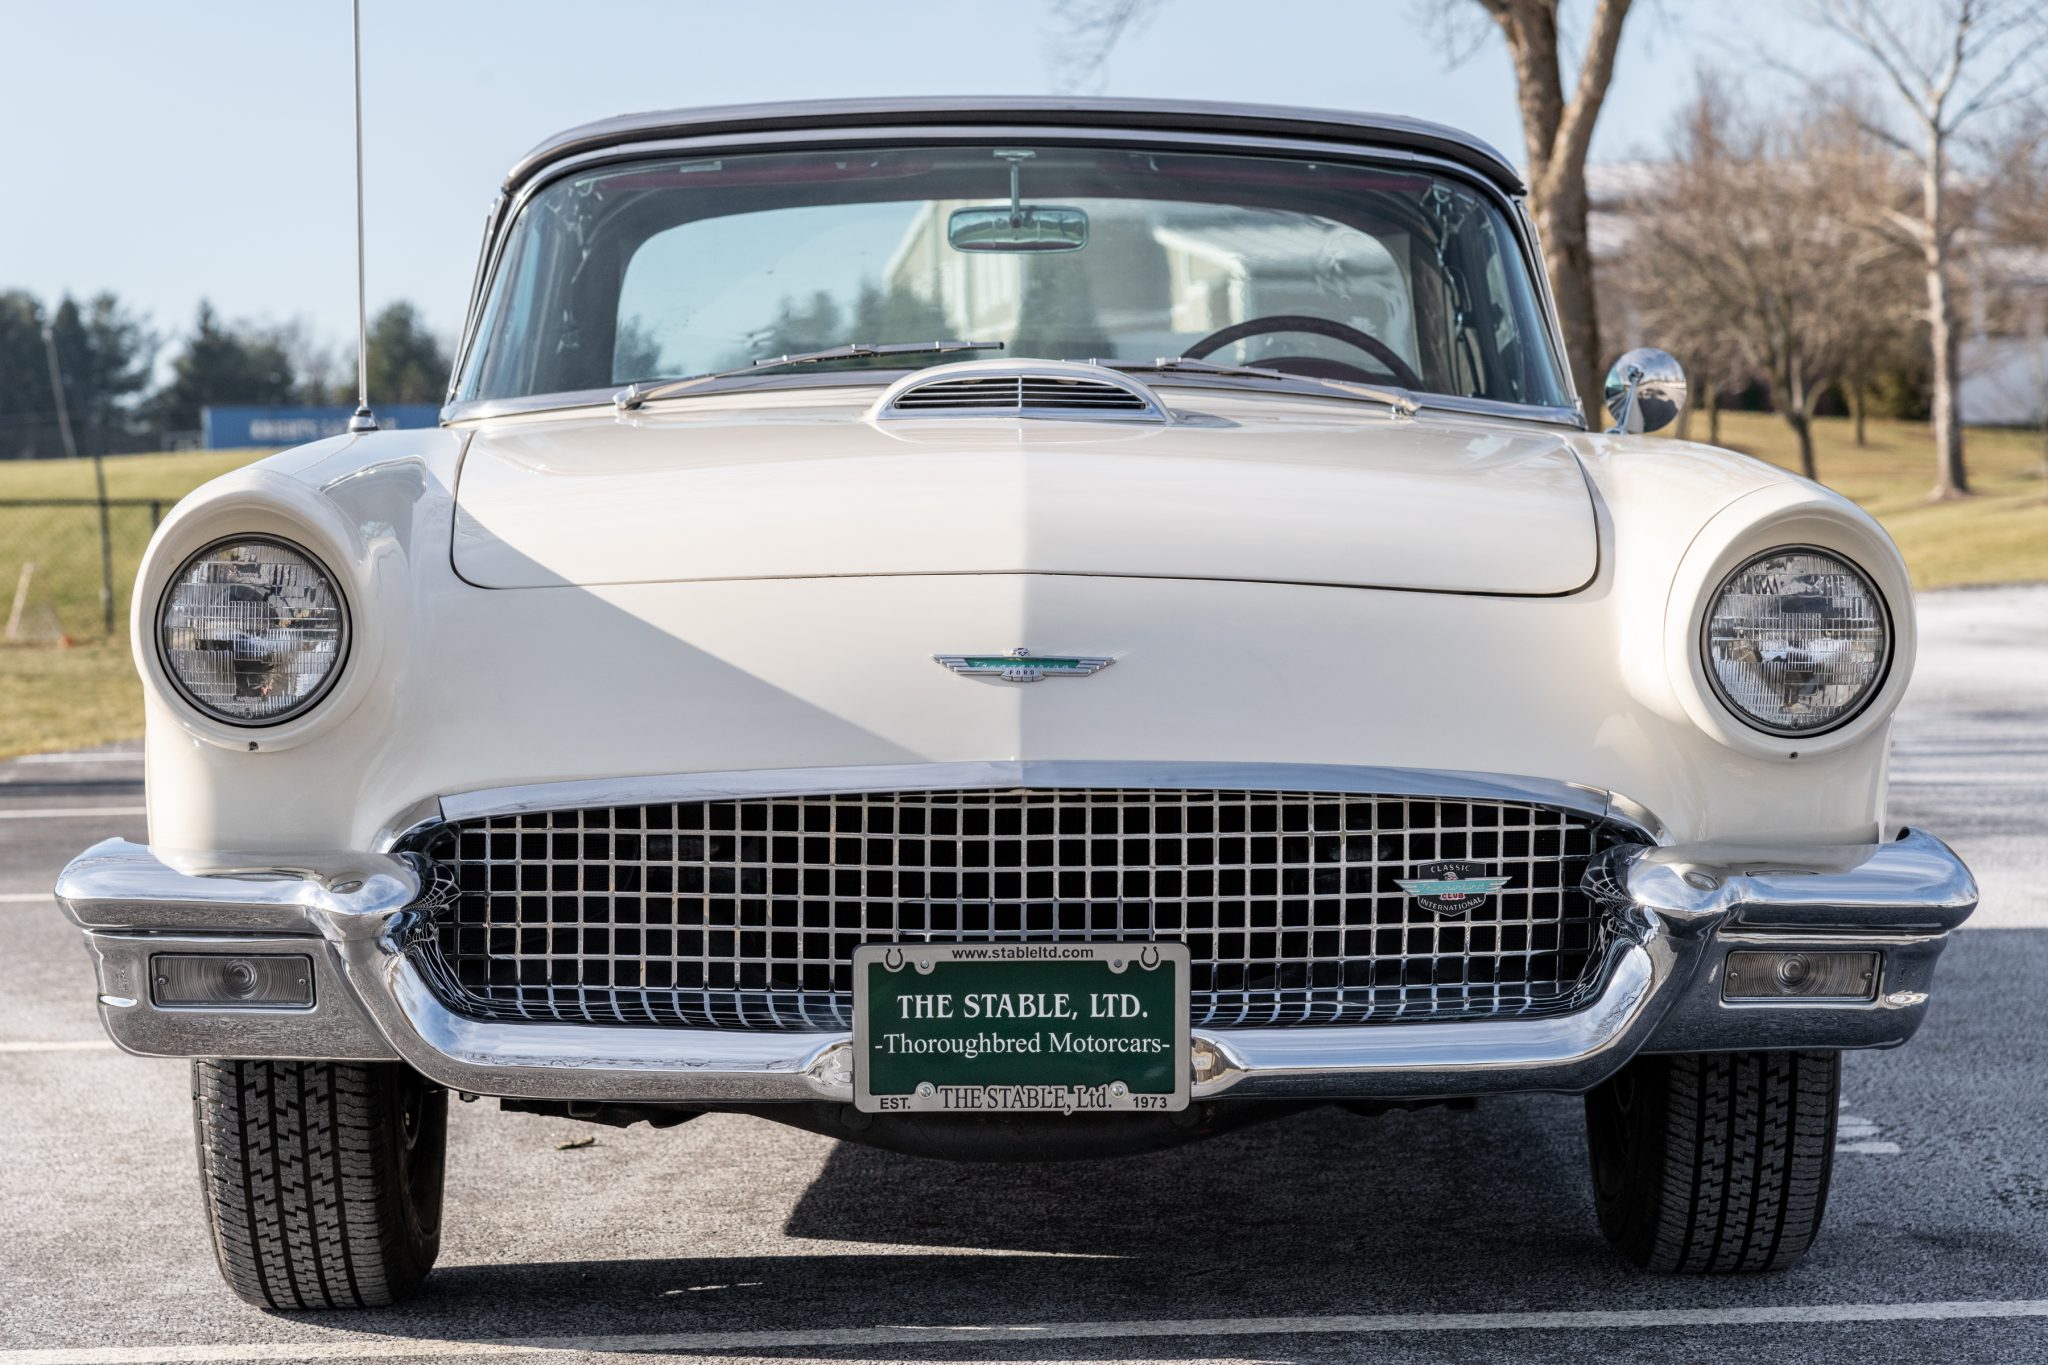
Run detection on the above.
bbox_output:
[1109,356,1419,417]
[616,340,1004,412]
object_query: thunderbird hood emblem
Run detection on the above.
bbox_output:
[935,648,1115,683]
[1396,861,1511,916]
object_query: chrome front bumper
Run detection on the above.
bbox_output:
[55,828,1976,1104]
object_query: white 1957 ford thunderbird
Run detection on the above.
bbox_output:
[56,98,1975,1307]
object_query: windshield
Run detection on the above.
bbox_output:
[457,143,1569,409]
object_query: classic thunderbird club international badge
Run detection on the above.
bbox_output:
[1395,861,1512,916]
[934,648,1115,682]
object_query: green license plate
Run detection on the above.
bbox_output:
[852,942,1190,1115]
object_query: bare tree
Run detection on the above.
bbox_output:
[1623,84,1915,480]
[1042,0,1160,95]
[1837,306,1923,447]
[277,318,344,406]
[1981,99,2048,246]
[1980,104,2048,491]
[1661,316,1750,447]
[1049,1,1639,410]
[1463,0,1635,414]
[1794,0,2048,499]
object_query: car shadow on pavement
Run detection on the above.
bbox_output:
[776,1097,1598,1263]
[296,930,2048,1363]
[327,1096,1642,1359]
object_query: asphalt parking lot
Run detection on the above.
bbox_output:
[2,585,2043,1364]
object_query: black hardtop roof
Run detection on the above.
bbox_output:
[506,96,1526,196]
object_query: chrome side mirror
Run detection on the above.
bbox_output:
[1603,348,1688,435]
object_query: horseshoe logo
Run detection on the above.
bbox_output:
[883,947,906,972]
[1139,945,1161,970]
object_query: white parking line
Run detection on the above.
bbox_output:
[0,1041,118,1053]
[2,1298,2045,1363]
[1838,1106,1903,1156]
[0,892,51,903]
[0,806,146,820]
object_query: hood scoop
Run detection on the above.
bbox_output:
[871,360,1168,423]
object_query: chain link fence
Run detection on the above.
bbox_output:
[0,412,200,460]
[0,498,169,644]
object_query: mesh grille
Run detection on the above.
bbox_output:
[411,789,1618,1031]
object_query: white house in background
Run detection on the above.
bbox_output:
[1961,244,2048,428]
[1958,334,2047,427]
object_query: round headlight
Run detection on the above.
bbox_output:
[1702,546,1890,736]
[157,537,349,725]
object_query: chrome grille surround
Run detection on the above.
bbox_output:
[407,787,1624,1032]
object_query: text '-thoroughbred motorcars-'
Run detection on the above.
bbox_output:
[54,97,1976,1308]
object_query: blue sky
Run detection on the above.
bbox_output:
[0,1,1829,356]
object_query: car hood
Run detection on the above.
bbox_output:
[451,397,1599,594]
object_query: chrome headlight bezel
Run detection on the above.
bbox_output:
[1698,544,1893,739]
[155,534,353,728]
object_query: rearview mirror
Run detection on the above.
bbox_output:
[947,205,1089,253]
[1603,347,1688,435]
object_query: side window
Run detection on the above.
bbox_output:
[1483,249,1525,401]
[466,226,546,400]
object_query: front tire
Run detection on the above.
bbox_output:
[1586,1050,1839,1272]
[192,1059,446,1309]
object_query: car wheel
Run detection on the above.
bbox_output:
[192,1059,446,1308]
[1585,1050,1839,1272]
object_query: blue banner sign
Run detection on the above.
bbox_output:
[202,404,443,449]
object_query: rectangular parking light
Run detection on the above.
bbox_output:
[150,954,315,1009]
[1723,950,1879,1001]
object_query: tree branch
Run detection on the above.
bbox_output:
[1947,24,2048,126]
[1544,0,1634,195]
[1482,0,1567,179]
[1811,0,1942,126]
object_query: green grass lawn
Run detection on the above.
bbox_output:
[1704,410,2048,590]
[0,416,2041,761]
[1,448,273,760]
[0,449,277,643]
[0,640,145,760]
[0,447,274,501]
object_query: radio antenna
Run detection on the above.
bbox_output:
[346,0,378,433]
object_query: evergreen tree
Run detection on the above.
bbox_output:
[0,289,157,456]
[364,302,453,404]
[152,302,297,432]
[47,293,159,449]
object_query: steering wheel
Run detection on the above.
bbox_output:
[1181,314,1425,391]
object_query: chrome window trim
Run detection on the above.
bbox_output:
[439,371,1586,430]
[407,762,1669,847]
[1383,391,1582,428]
[1510,196,1583,418]
[445,125,1579,426]
[506,99,1527,196]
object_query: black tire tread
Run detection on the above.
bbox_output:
[192,1060,441,1309]
[1589,1050,1839,1273]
